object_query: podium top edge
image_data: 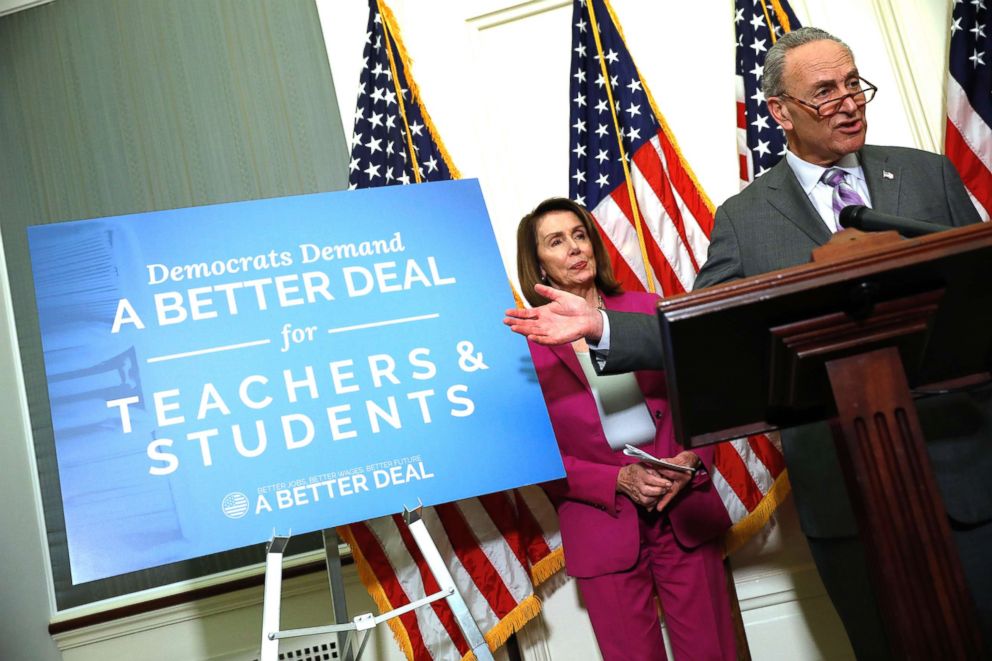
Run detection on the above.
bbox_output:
[659,222,992,317]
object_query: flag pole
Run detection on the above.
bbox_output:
[764,0,795,36]
[757,1,779,42]
[584,0,657,294]
[376,0,423,184]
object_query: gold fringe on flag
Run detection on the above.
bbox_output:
[722,471,792,556]
[461,594,544,661]
[768,0,795,35]
[375,0,462,180]
[529,546,565,585]
[758,0,797,44]
[510,280,526,309]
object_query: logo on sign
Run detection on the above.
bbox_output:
[221,492,250,519]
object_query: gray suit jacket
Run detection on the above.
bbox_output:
[603,145,992,538]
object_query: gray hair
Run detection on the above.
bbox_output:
[761,27,854,99]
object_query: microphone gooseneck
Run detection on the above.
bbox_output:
[838,205,946,237]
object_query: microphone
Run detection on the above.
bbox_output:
[838,205,946,237]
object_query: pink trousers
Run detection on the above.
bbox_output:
[575,515,737,661]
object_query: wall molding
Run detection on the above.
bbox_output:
[49,549,334,636]
[870,0,944,152]
[735,562,826,610]
[466,0,569,30]
[0,0,52,18]
[51,563,359,651]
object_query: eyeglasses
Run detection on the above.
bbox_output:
[778,78,878,117]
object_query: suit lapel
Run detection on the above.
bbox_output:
[548,292,629,387]
[763,158,833,245]
[549,341,588,386]
[860,146,901,215]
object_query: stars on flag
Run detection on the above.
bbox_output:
[734,0,801,184]
[946,0,991,220]
[568,2,658,210]
[951,0,990,89]
[347,8,453,190]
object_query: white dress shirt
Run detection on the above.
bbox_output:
[784,150,872,232]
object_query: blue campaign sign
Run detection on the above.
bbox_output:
[27,179,564,584]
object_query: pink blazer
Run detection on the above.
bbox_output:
[529,291,731,578]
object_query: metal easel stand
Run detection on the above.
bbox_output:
[259,503,495,661]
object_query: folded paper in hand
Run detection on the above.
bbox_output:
[622,444,696,475]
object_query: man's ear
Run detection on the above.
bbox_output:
[767,97,793,131]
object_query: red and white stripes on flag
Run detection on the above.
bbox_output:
[339,2,564,659]
[569,0,789,552]
[339,487,561,660]
[946,0,992,222]
[587,133,712,295]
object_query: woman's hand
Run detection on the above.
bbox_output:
[652,451,701,512]
[616,463,672,509]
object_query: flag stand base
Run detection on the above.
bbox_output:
[259,502,495,661]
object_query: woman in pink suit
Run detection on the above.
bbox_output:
[516,198,737,661]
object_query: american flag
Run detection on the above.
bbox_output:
[346,4,454,188]
[734,0,801,186]
[338,2,563,659]
[569,0,788,551]
[946,0,992,222]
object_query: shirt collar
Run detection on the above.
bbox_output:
[785,150,862,195]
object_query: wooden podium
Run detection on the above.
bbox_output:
[656,223,992,659]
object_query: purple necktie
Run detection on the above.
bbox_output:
[822,167,867,229]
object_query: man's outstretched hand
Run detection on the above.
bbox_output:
[503,284,603,345]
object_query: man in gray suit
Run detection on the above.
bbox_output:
[506,27,991,658]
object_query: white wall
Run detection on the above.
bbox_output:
[0,0,955,659]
